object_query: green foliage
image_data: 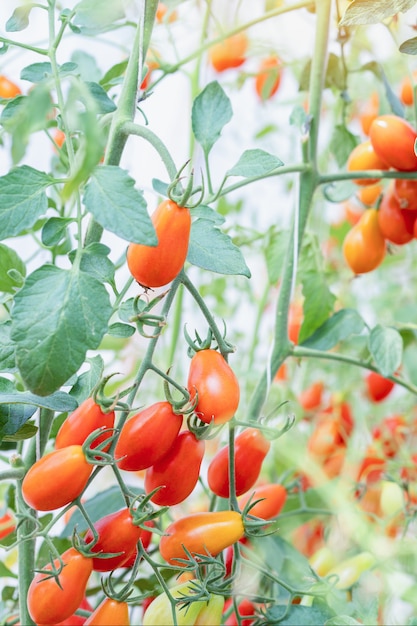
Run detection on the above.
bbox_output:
[192,81,233,157]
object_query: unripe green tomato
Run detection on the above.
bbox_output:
[326,552,375,589]
[380,480,404,518]
[143,580,223,626]
[309,546,337,577]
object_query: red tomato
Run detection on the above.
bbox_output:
[208,33,248,72]
[22,445,93,511]
[120,520,154,568]
[56,597,94,626]
[372,415,407,459]
[188,349,240,425]
[369,114,417,172]
[346,140,389,185]
[84,598,129,626]
[27,548,92,625]
[357,449,386,484]
[55,397,115,450]
[207,428,270,498]
[0,512,15,539]
[307,418,344,459]
[84,508,144,571]
[291,519,325,558]
[255,56,282,100]
[238,483,287,520]
[366,371,395,402]
[288,301,303,344]
[343,209,386,274]
[224,598,257,626]
[299,381,324,412]
[377,187,417,245]
[144,431,205,506]
[159,510,245,565]
[115,402,183,471]
[0,75,21,98]
[394,177,417,211]
[127,199,191,288]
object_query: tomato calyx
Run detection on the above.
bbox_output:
[167,160,204,208]
[129,491,169,527]
[130,291,169,338]
[82,427,119,465]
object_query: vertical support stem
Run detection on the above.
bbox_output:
[247,0,333,422]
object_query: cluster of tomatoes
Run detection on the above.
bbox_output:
[343,111,417,275]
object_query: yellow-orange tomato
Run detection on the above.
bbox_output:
[156,2,177,23]
[208,33,248,72]
[255,55,282,100]
[344,201,365,226]
[370,114,417,172]
[343,209,386,274]
[356,182,383,207]
[84,598,130,626]
[358,92,379,136]
[0,75,21,99]
[346,140,389,186]
[399,71,417,106]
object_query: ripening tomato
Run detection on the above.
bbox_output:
[344,200,364,226]
[27,548,92,625]
[140,53,160,90]
[22,445,93,511]
[0,512,15,539]
[299,381,324,412]
[292,519,325,558]
[326,552,375,590]
[84,598,129,626]
[393,177,417,211]
[188,349,240,425]
[115,402,183,471]
[159,511,245,565]
[399,71,417,106]
[309,546,337,577]
[54,128,66,149]
[55,397,115,450]
[369,114,417,172]
[145,431,205,506]
[377,187,417,245]
[358,92,379,136]
[120,520,154,568]
[57,597,94,626]
[84,508,144,571]
[127,199,191,288]
[207,428,270,498]
[156,2,178,23]
[208,33,248,72]
[288,301,303,344]
[357,448,386,484]
[372,414,407,459]
[346,140,389,185]
[0,75,21,99]
[238,483,287,520]
[356,182,383,207]
[224,598,257,626]
[307,418,344,459]
[255,56,282,100]
[366,371,395,402]
[343,208,386,274]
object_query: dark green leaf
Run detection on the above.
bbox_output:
[20,62,77,83]
[187,219,251,278]
[264,228,289,285]
[69,355,104,403]
[0,166,51,239]
[6,5,33,32]
[301,309,366,351]
[340,0,416,26]
[3,422,38,442]
[323,180,357,202]
[77,243,116,284]
[226,149,283,178]
[86,81,117,113]
[83,166,156,244]
[11,265,112,395]
[192,81,233,156]
[0,322,16,373]
[369,324,403,377]
[330,125,359,168]
[0,244,26,292]
[41,217,74,247]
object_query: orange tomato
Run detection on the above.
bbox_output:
[288,301,303,344]
[356,182,383,207]
[0,75,21,99]
[370,114,417,172]
[394,177,417,211]
[358,92,379,136]
[299,381,324,412]
[343,209,386,274]
[399,70,417,106]
[208,33,248,72]
[255,55,282,100]
[156,2,177,23]
[377,186,417,245]
[346,140,389,186]
[238,483,287,520]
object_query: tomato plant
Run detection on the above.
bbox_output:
[55,397,115,450]
[207,427,270,498]
[22,445,93,511]
[187,349,240,425]
[27,548,92,625]
[127,199,191,288]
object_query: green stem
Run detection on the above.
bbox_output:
[38,409,55,457]
[292,345,417,396]
[246,280,271,372]
[0,37,47,55]
[0,468,25,481]
[228,424,239,511]
[16,482,36,626]
[167,283,184,367]
[121,121,177,180]
[247,0,332,422]
[319,169,417,184]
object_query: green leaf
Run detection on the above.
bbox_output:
[191,205,225,225]
[187,219,251,278]
[369,324,403,377]
[20,62,77,83]
[0,244,26,292]
[73,0,126,32]
[11,265,112,395]
[0,562,17,578]
[361,62,405,118]
[70,50,102,82]
[0,166,51,239]
[0,322,16,373]
[86,81,117,113]
[83,166,156,244]
[192,81,233,156]
[41,217,74,247]
[399,36,417,55]
[264,227,289,285]
[323,180,357,203]
[299,53,345,92]
[75,243,116,284]
[6,4,33,32]
[266,602,335,625]
[0,378,37,443]
[69,355,104,403]
[100,59,128,90]
[298,235,336,343]
[330,125,359,168]
[340,0,416,25]
[301,309,366,351]
[326,617,362,626]
[108,322,135,338]
[3,422,38,442]
[226,149,284,178]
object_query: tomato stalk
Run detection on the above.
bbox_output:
[16,482,36,626]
